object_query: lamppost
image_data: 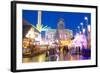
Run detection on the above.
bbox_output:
[84,16,88,36]
[84,16,91,49]
[84,17,88,25]
[80,22,83,28]
[82,28,86,34]
[77,26,80,34]
[80,22,85,34]
[87,25,91,49]
[80,22,86,34]
[87,25,91,33]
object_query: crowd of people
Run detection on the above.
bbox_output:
[45,44,91,61]
[22,32,91,62]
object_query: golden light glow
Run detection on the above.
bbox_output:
[25,28,35,39]
[60,40,72,46]
[36,24,42,32]
[36,24,48,32]
[22,38,30,48]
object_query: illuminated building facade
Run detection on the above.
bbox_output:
[22,19,40,56]
[45,29,56,43]
[57,18,73,40]
[45,18,73,45]
[23,19,40,39]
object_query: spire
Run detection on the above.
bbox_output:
[36,10,42,32]
[37,10,42,25]
[36,10,48,32]
[58,18,65,29]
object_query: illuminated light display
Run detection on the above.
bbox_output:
[88,25,91,32]
[22,10,91,63]
[25,28,35,39]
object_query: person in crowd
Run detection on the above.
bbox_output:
[63,46,69,60]
[75,46,81,60]
[82,45,91,60]
[48,47,57,61]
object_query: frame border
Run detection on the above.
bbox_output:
[11,1,98,72]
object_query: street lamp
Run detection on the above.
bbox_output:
[87,25,91,49]
[80,22,84,34]
[84,16,88,20]
[80,22,83,30]
[77,26,80,34]
[82,28,86,34]
[84,16,88,36]
[84,17,88,27]
[87,25,91,32]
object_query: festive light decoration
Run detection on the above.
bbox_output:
[25,28,35,39]
[87,25,91,32]
[82,28,86,34]
[73,33,87,49]
[84,16,88,20]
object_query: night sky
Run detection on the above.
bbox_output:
[23,10,91,35]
